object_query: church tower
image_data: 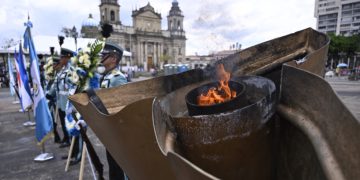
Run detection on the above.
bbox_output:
[167,0,184,32]
[166,0,186,64]
[99,0,121,25]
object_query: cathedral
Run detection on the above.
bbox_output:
[81,0,186,71]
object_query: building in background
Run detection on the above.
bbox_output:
[314,0,360,36]
[81,0,186,71]
[184,49,240,70]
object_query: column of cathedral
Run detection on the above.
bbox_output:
[139,41,143,69]
[153,43,157,67]
[157,42,160,68]
[160,44,163,64]
[137,41,141,67]
[158,42,162,68]
[144,41,148,71]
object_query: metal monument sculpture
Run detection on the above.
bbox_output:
[69,28,360,180]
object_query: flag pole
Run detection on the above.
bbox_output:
[23,14,54,163]
[79,143,87,180]
[34,141,54,162]
[23,107,35,126]
[65,137,76,172]
[41,142,45,153]
[86,147,97,180]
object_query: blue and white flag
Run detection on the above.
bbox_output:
[15,44,32,111]
[7,54,16,96]
[23,19,53,144]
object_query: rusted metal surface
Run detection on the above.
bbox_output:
[66,28,359,180]
[276,65,360,180]
[70,97,176,179]
[153,76,276,179]
[69,69,205,114]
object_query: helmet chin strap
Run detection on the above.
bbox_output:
[101,55,120,74]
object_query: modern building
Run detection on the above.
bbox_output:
[314,0,360,36]
[81,0,186,71]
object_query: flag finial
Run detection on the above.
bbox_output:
[24,13,33,28]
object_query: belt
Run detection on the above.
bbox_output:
[59,91,69,96]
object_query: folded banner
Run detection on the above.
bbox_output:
[23,19,53,145]
[7,53,16,96]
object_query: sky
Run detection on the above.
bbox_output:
[0,0,317,55]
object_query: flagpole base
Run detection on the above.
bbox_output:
[34,152,54,162]
[23,121,36,126]
[12,101,20,104]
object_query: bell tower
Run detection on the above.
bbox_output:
[167,0,184,32]
[99,0,121,25]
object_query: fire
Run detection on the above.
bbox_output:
[198,64,237,106]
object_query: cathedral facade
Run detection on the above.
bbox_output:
[81,0,186,71]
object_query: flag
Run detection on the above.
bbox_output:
[7,54,16,96]
[15,44,32,111]
[13,50,22,100]
[23,19,53,144]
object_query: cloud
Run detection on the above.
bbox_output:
[0,0,316,55]
[183,0,316,54]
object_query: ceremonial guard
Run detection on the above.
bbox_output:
[45,56,61,143]
[99,43,127,88]
[47,48,74,148]
[98,42,128,180]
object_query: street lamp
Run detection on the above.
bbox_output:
[71,26,78,52]
[58,35,65,48]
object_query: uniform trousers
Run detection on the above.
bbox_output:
[58,109,70,143]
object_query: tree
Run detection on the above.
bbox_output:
[328,33,360,67]
[61,26,79,51]
[1,38,18,68]
[160,54,171,64]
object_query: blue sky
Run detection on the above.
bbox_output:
[0,0,316,55]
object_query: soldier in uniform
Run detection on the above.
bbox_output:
[47,56,61,143]
[47,48,75,148]
[98,42,128,180]
[99,43,127,88]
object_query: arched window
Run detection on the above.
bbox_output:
[178,20,181,29]
[110,10,115,21]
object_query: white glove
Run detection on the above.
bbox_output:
[74,120,87,130]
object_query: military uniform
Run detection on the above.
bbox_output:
[100,42,128,180]
[101,68,127,88]
[64,85,83,163]
[45,56,61,143]
[47,48,75,148]
[48,63,71,145]
[100,67,127,180]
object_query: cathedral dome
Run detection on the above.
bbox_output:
[82,14,98,27]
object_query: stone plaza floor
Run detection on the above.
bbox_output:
[0,88,109,180]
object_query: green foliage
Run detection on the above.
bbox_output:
[68,38,105,92]
[90,39,105,57]
[160,54,171,63]
[328,33,360,58]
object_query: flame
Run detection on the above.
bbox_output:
[198,64,237,106]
